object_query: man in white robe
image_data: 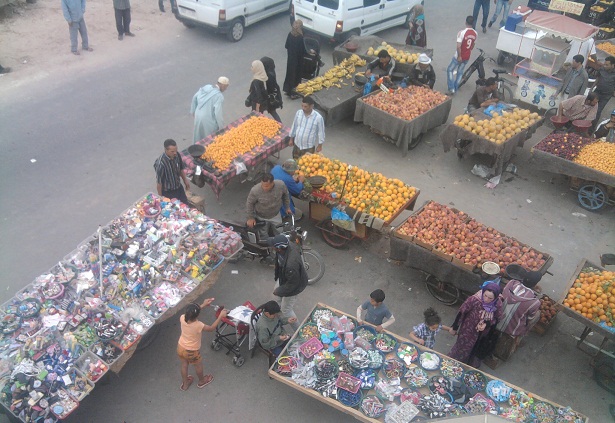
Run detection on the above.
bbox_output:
[190,76,229,144]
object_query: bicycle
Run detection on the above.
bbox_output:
[458,48,515,103]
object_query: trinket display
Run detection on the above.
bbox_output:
[336,372,362,393]
[508,390,533,409]
[375,377,402,402]
[383,359,405,379]
[64,370,94,401]
[51,389,79,419]
[276,356,299,376]
[113,327,140,350]
[355,368,376,390]
[92,318,124,341]
[400,388,422,405]
[299,337,324,359]
[419,351,440,370]
[385,400,420,423]
[90,341,123,364]
[75,352,108,382]
[404,365,429,388]
[361,395,385,418]
[354,326,376,343]
[367,349,384,369]
[463,370,486,393]
[349,347,370,369]
[418,393,455,418]
[374,333,397,352]
[299,323,320,340]
[486,379,512,402]
[532,401,557,423]
[315,358,338,380]
[396,344,418,366]
[464,393,498,414]
[338,388,362,407]
[428,376,452,397]
[440,358,464,379]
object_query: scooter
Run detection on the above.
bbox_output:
[218,216,325,285]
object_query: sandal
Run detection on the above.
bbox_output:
[197,374,213,388]
[180,375,193,391]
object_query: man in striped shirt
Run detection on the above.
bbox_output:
[155,139,191,204]
[289,96,325,159]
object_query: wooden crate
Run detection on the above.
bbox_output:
[431,247,453,262]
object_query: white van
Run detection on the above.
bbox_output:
[175,0,291,42]
[291,0,420,42]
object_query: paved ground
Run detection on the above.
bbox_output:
[0,0,614,421]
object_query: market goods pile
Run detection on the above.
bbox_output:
[563,266,615,327]
[362,86,448,121]
[272,305,586,422]
[295,54,366,96]
[598,41,615,55]
[202,116,281,170]
[297,154,417,221]
[534,134,615,176]
[0,194,242,422]
[395,202,548,273]
[538,296,558,326]
[453,109,540,144]
[367,41,421,64]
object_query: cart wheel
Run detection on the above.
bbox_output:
[302,249,326,285]
[320,217,352,249]
[424,275,460,306]
[408,133,424,150]
[498,85,513,103]
[578,183,608,211]
[233,356,245,367]
[211,340,222,351]
[593,356,615,394]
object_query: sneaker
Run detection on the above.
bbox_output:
[482,26,487,34]
[488,21,493,28]
[446,90,455,96]
[125,32,135,37]
[118,34,123,40]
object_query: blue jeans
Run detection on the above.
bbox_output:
[489,0,511,28]
[473,0,490,29]
[447,57,468,92]
[68,19,89,52]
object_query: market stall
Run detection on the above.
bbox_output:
[180,112,292,198]
[0,194,243,423]
[295,154,420,248]
[389,201,553,305]
[269,302,587,422]
[440,107,544,177]
[332,35,433,80]
[354,87,452,155]
[531,132,615,210]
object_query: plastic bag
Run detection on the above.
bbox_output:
[483,103,506,117]
[234,160,247,175]
[331,207,356,232]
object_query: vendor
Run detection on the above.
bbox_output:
[407,53,436,89]
[554,55,588,100]
[365,50,396,80]
[271,159,305,220]
[558,92,598,122]
[594,109,615,141]
[254,300,296,356]
[467,77,499,112]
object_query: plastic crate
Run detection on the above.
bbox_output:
[74,351,109,383]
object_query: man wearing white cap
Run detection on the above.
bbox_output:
[190,77,230,144]
[408,54,436,89]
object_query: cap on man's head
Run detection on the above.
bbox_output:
[282,159,299,173]
[418,54,431,65]
[218,76,230,85]
[267,234,289,249]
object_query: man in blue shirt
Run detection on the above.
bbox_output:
[61,0,93,55]
[356,289,396,333]
[271,159,305,220]
[289,96,325,159]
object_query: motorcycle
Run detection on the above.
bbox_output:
[218,216,325,285]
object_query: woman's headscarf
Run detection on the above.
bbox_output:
[251,60,268,82]
[412,4,424,18]
[260,56,276,75]
[473,282,501,313]
[291,19,303,37]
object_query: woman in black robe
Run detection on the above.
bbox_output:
[260,56,283,122]
[283,20,306,99]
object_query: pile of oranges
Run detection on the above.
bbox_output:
[202,116,281,170]
[563,269,615,326]
[297,154,417,221]
[573,141,615,176]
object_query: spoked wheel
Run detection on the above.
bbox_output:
[408,133,424,150]
[578,183,608,211]
[424,275,461,305]
[302,249,325,285]
[233,356,245,367]
[319,217,353,249]
[498,85,513,103]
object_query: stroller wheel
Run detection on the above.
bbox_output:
[233,356,245,367]
[211,340,222,351]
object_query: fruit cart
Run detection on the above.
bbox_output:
[331,35,433,81]
[295,154,420,249]
[531,133,615,210]
[558,258,615,393]
[354,87,453,155]
[440,107,544,177]
[268,302,588,423]
[388,201,554,306]
[180,112,292,199]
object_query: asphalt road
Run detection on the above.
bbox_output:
[0,0,614,421]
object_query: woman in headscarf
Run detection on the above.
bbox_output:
[260,56,283,122]
[283,20,307,99]
[247,60,269,113]
[449,282,503,367]
[405,5,426,48]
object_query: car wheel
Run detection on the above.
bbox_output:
[226,19,244,42]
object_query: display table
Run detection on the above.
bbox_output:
[332,35,433,79]
[354,92,452,155]
[181,112,292,198]
[310,77,365,127]
[269,303,587,422]
[440,107,544,176]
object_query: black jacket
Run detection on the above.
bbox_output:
[273,242,308,297]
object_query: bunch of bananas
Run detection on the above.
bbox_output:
[295,54,367,96]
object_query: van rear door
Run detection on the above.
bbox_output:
[313,0,340,36]
[177,0,219,26]
[360,0,383,35]
[293,0,316,29]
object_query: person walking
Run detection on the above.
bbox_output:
[177,298,227,391]
[113,0,134,41]
[159,0,176,13]
[283,20,307,99]
[61,0,93,55]
[446,16,477,95]
[487,0,510,29]
[289,96,325,159]
[155,139,191,204]
[247,60,269,114]
[472,0,490,33]
[260,56,283,122]
[269,234,308,332]
[405,4,426,47]
[190,76,229,144]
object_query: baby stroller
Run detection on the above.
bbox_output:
[211,301,256,367]
[301,37,324,80]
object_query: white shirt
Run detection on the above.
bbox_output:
[565,38,596,64]
[289,109,325,150]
